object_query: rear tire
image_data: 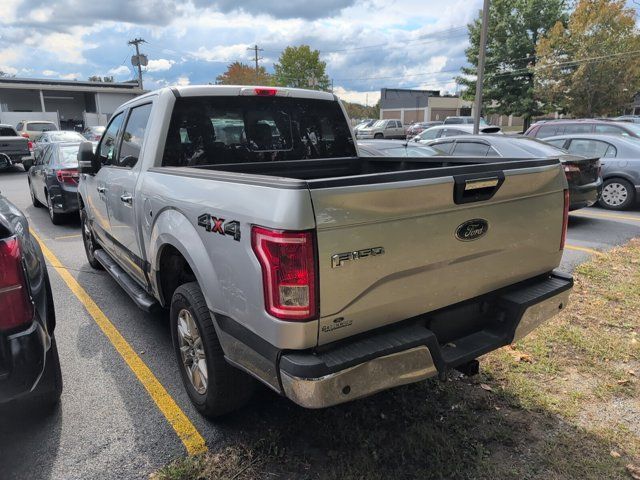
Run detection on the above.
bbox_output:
[23,162,32,172]
[374,133,383,139]
[29,180,43,208]
[27,336,63,410]
[81,208,103,270]
[599,178,635,210]
[170,282,256,418]
[46,193,64,225]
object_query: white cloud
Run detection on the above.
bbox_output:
[146,58,175,72]
[0,65,18,75]
[192,44,251,63]
[60,72,81,80]
[29,7,53,23]
[334,86,380,105]
[175,75,190,86]
[42,69,59,76]
[108,65,130,76]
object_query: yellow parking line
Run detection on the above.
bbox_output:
[571,211,640,223]
[30,228,207,456]
[54,234,81,240]
[565,244,603,256]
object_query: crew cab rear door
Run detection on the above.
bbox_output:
[308,159,568,345]
[105,102,153,284]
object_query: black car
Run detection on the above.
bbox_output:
[423,135,602,211]
[28,142,81,224]
[358,139,441,157]
[0,194,62,410]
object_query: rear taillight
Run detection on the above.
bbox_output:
[255,88,278,96]
[56,169,79,185]
[0,237,33,332]
[251,226,317,321]
[563,162,581,179]
[28,141,33,152]
[560,189,570,251]
[21,133,29,139]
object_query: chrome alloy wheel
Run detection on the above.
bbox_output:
[601,182,628,207]
[177,308,208,395]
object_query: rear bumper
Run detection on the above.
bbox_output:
[279,271,572,409]
[569,178,602,210]
[50,185,79,213]
[0,321,48,404]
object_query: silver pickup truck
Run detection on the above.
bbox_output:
[77,85,573,417]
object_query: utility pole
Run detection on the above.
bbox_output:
[473,0,490,135]
[128,38,147,90]
[247,44,263,83]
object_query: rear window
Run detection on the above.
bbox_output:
[57,145,80,166]
[0,127,17,136]
[515,138,567,156]
[49,132,85,142]
[28,122,56,132]
[162,96,356,166]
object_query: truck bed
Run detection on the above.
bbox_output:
[179,155,558,184]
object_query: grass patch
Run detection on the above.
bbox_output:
[155,240,640,480]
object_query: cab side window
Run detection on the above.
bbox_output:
[98,112,125,166]
[40,146,53,166]
[118,103,152,168]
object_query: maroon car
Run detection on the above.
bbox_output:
[524,119,640,140]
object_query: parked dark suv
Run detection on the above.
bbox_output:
[0,193,62,410]
[524,119,640,139]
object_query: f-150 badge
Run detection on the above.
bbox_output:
[197,214,241,241]
[331,246,385,268]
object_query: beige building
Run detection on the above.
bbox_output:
[379,88,473,124]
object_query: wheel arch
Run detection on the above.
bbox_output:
[149,208,223,311]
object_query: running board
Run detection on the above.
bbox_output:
[94,249,160,312]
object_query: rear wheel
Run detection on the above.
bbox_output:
[27,336,63,410]
[374,133,383,139]
[81,208,103,270]
[170,282,255,417]
[599,178,635,210]
[46,192,64,225]
[29,180,43,208]
[22,161,32,172]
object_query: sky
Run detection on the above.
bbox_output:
[0,0,485,105]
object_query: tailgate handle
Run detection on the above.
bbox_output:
[453,171,505,204]
[465,177,500,191]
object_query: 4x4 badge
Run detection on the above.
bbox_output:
[197,214,241,241]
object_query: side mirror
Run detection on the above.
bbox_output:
[78,141,99,174]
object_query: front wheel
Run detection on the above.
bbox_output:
[81,209,103,270]
[170,282,255,418]
[599,178,635,210]
[374,133,383,139]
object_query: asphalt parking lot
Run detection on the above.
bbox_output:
[0,165,639,480]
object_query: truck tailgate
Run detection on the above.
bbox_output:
[309,160,567,345]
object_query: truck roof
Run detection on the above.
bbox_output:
[122,85,337,109]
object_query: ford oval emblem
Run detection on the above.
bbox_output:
[455,219,489,241]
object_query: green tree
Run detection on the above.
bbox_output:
[215,61,273,85]
[274,45,330,90]
[88,76,114,82]
[458,0,566,129]
[536,0,640,117]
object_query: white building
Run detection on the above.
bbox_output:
[0,77,144,130]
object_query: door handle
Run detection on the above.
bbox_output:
[120,194,133,205]
[97,186,106,193]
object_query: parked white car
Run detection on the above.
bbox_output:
[413,124,502,142]
[356,119,406,139]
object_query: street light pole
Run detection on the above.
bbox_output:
[473,0,490,135]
